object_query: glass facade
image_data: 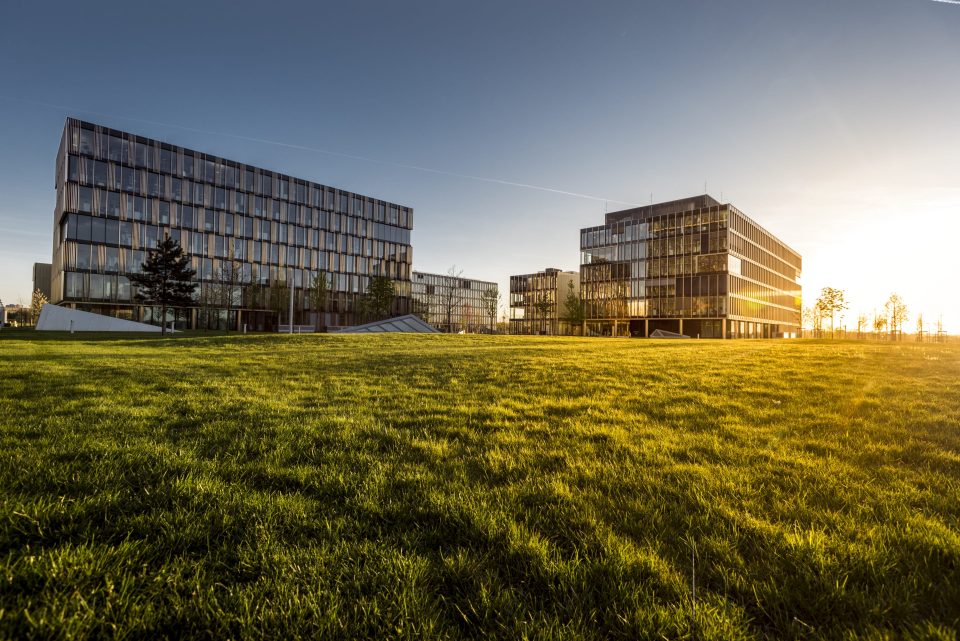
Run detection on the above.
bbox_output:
[411,271,498,333]
[509,268,580,335]
[52,119,414,330]
[579,195,801,338]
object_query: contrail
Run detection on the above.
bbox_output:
[930,0,960,5]
[2,96,641,207]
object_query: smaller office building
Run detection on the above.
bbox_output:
[509,268,580,335]
[33,263,52,300]
[411,271,498,333]
[580,195,801,338]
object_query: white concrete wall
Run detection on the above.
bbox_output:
[35,304,164,332]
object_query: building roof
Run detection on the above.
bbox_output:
[332,314,440,334]
[604,194,721,224]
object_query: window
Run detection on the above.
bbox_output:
[105,219,119,244]
[66,272,84,298]
[78,187,93,213]
[132,197,145,221]
[68,156,79,182]
[77,215,91,241]
[117,276,130,301]
[182,154,193,178]
[105,247,119,271]
[134,142,148,167]
[79,129,95,155]
[121,167,135,192]
[260,173,272,196]
[108,135,124,162]
[91,218,106,244]
[94,161,108,187]
[147,173,160,197]
[159,148,172,173]
[120,221,132,246]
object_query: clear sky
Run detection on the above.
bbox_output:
[1,0,958,331]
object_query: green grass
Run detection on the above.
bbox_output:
[1,333,958,640]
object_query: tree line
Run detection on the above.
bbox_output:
[804,287,926,340]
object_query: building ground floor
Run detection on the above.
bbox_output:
[584,317,799,339]
[60,302,390,332]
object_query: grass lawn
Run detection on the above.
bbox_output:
[0,333,958,640]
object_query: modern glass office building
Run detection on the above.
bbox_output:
[580,195,801,338]
[51,118,413,330]
[509,268,580,335]
[411,271,498,333]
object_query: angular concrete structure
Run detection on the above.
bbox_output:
[333,314,440,334]
[36,304,164,332]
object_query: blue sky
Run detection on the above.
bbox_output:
[1,0,958,329]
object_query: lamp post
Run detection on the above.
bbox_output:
[288,267,294,334]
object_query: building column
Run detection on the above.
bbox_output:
[722,318,727,339]
[644,319,649,337]
[679,318,684,336]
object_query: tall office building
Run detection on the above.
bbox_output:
[580,195,801,338]
[509,268,580,335]
[411,271,498,333]
[32,263,52,300]
[52,118,414,330]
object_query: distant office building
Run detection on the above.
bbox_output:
[51,118,414,330]
[411,270,498,333]
[580,195,801,338]
[509,268,580,335]
[2,304,30,327]
[33,263,52,300]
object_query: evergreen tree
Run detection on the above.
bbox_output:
[561,281,585,335]
[129,235,197,335]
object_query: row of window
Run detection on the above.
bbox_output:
[60,212,412,263]
[60,269,415,303]
[582,296,729,319]
[728,230,799,284]
[729,275,802,312]
[728,294,801,324]
[411,273,497,292]
[65,180,412,244]
[728,208,801,268]
[63,188,412,249]
[60,237,410,285]
[68,127,413,227]
[580,208,731,249]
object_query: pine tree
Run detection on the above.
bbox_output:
[129,235,197,335]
